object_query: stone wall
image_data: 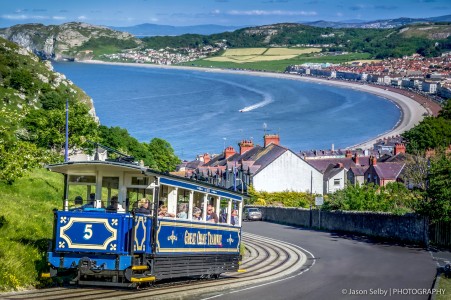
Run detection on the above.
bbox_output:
[253,206,428,245]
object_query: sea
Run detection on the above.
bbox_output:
[52,62,401,160]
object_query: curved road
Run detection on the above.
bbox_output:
[204,222,437,300]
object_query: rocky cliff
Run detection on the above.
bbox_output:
[0,22,140,61]
[0,36,97,120]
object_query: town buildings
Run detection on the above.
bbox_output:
[287,54,451,101]
[176,134,408,196]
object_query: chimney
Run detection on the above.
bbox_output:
[239,140,254,155]
[370,156,377,166]
[353,153,360,165]
[394,143,406,155]
[345,150,352,158]
[264,134,280,147]
[203,153,211,164]
[224,146,236,159]
[336,162,344,168]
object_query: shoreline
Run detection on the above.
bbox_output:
[79,60,430,151]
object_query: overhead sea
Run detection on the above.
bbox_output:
[53,62,401,160]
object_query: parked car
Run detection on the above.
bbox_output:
[243,207,262,221]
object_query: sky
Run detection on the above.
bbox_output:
[0,0,450,28]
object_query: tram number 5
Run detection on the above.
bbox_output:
[83,224,93,240]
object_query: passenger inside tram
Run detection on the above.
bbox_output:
[206,204,219,223]
[193,207,202,221]
[158,205,175,218]
[176,203,188,219]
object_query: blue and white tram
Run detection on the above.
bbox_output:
[42,160,246,287]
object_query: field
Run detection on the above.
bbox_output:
[205,47,322,64]
[181,52,372,72]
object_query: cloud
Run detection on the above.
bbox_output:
[227,10,317,16]
[32,9,47,12]
[1,14,56,20]
[2,14,28,20]
[78,15,87,20]
[59,10,68,13]
[52,16,66,20]
[336,12,343,17]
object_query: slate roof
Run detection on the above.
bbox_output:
[323,164,344,180]
[373,162,405,180]
[349,166,367,176]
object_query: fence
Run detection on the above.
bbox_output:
[429,221,451,248]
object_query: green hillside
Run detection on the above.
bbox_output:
[142,22,451,59]
[0,36,181,291]
[0,169,62,291]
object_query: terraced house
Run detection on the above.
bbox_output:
[178,135,323,195]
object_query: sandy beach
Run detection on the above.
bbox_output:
[81,60,432,150]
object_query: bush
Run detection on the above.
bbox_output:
[248,186,315,208]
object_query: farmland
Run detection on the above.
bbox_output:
[204,47,322,64]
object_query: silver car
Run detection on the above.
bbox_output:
[243,208,262,221]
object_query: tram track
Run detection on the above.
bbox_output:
[0,232,314,300]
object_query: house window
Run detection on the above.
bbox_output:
[334,179,340,186]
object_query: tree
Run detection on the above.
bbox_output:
[147,138,181,172]
[402,116,451,153]
[22,101,98,151]
[425,152,451,222]
[401,153,429,191]
[98,125,155,167]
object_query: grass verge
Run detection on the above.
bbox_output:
[437,274,451,300]
[0,168,62,292]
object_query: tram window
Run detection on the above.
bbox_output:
[176,189,190,219]
[68,184,93,208]
[219,198,229,224]
[131,176,148,186]
[101,177,119,208]
[69,175,96,184]
[127,188,153,212]
[232,200,241,226]
[192,192,204,221]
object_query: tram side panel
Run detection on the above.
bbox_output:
[152,219,241,279]
[48,211,138,273]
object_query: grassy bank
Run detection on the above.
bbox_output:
[0,168,62,291]
[179,52,371,72]
[438,274,451,300]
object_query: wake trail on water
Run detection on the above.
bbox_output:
[239,95,273,112]
[190,75,274,113]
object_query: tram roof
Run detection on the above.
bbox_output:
[46,160,248,200]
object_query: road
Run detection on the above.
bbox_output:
[206,221,437,300]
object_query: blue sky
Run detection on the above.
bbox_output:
[0,0,450,28]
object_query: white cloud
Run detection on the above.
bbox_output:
[227,10,317,16]
[52,16,66,20]
[336,12,343,17]
[78,15,87,20]
[1,14,53,20]
[2,14,28,20]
